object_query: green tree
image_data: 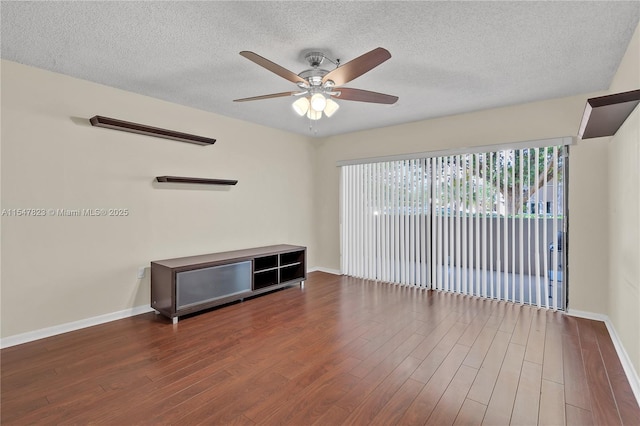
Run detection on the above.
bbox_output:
[473,147,564,215]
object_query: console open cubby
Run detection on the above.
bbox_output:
[254,254,278,271]
[252,249,306,289]
[253,254,279,290]
[280,250,304,266]
[279,250,305,283]
[280,263,305,283]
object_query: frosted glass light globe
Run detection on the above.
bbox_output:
[310,93,327,112]
[292,97,310,116]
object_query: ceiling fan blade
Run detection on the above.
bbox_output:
[322,47,391,86]
[332,88,398,104]
[233,91,299,102]
[239,51,307,85]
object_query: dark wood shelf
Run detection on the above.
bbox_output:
[90,115,216,146]
[156,176,238,185]
[578,89,640,139]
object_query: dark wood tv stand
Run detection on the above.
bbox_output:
[151,244,306,323]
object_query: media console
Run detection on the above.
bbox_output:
[151,244,306,323]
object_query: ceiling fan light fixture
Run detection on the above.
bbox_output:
[292,97,310,116]
[310,93,327,112]
[307,108,322,120]
[323,98,340,117]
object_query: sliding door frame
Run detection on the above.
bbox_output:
[339,136,573,311]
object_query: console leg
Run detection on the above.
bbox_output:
[154,310,160,315]
[172,316,178,325]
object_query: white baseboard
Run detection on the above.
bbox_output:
[603,317,640,405]
[0,304,154,349]
[308,266,341,275]
[2,267,342,348]
[567,309,640,405]
[566,309,608,322]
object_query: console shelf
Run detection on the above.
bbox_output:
[151,244,306,322]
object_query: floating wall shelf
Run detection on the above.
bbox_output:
[90,115,216,146]
[578,89,640,139]
[156,176,238,185]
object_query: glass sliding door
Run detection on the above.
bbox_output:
[340,143,568,310]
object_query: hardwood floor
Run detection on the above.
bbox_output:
[2,272,639,425]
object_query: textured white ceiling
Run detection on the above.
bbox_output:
[2,1,639,138]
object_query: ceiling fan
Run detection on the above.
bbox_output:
[233,47,398,120]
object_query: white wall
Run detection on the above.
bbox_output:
[1,60,316,338]
[607,22,640,379]
[313,94,610,314]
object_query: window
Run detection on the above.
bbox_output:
[340,141,569,310]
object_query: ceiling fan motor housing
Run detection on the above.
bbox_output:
[298,51,331,86]
[305,51,325,67]
[298,68,329,86]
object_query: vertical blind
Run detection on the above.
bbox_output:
[340,145,567,310]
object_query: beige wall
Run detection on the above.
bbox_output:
[1,60,316,338]
[607,22,640,377]
[609,108,640,378]
[314,94,610,314]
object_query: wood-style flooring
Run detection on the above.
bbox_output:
[2,272,639,425]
